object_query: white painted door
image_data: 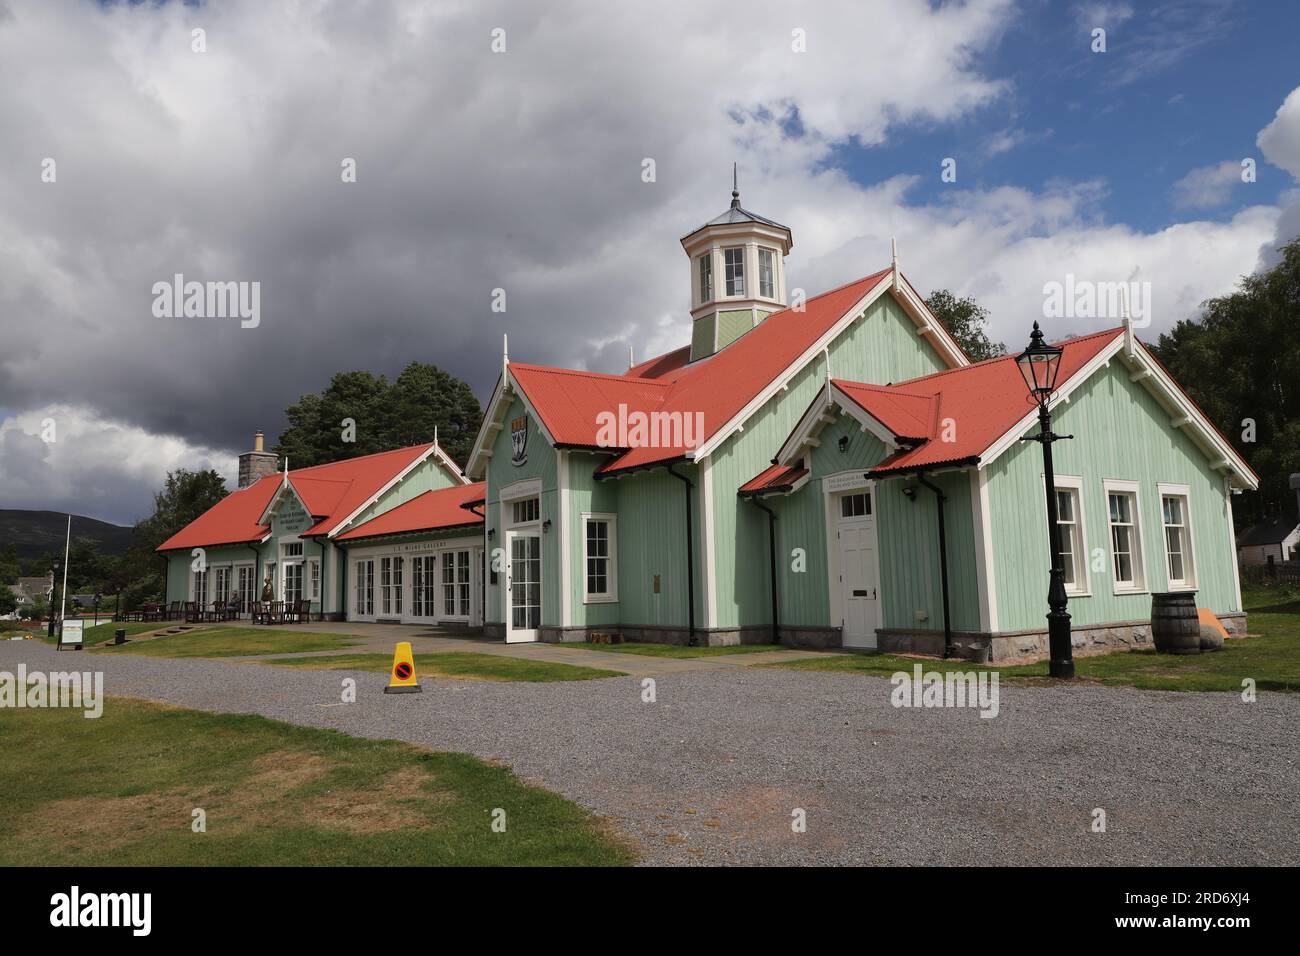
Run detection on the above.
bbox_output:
[506,531,541,643]
[838,492,880,649]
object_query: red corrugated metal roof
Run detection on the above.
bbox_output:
[335,482,486,542]
[157,443,436,551]
[832,381,936,441]
[739,463,808,495]
[863,328,1124,476]
[504,271,890,474]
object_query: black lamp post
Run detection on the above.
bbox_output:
[1016,321,1076,680]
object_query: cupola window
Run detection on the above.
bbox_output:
[724,247,745,296]
[698,254,712,303]
[759,248,775,298]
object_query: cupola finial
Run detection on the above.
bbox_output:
[731,162,740,208]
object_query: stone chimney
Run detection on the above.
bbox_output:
[238,431,280,489]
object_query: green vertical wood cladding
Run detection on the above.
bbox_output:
[716,309,754,350]
[709,294,950,628]
[565,452,620,628]
[875,470,981,632]
[349,454,461,526]
[484,394,557,625]
[690,314,716,361]
[987,361,1240,630]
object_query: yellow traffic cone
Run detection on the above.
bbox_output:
[383,641,422,694]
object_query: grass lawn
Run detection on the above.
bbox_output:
[0,698,633,866]
[261,651,624,682]
[769,582,1300,693]
[94,626,359,659]
[557,641,780,659]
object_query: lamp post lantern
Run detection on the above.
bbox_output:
[1016,321,1076,680]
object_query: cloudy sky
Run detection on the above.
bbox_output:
[1,0,1298,526]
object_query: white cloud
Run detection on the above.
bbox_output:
[1172,160,1245,210]
[0,406,235,524]
[0,0,1290,522]
[1258,87,1300,179]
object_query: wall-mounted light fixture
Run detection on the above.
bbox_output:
[901,486,916,501]
[542,519,552,533]
[838,436,850,453]
[487,528,495,540]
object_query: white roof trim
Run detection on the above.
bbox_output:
[465,367,559,479]
[689,269,966,463]
[773,382,903,466]
[324,444,440,539]
[431,442,472,485]
[978,333,1258,490]
[255,477,313,528]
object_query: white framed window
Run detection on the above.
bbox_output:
[1104,479,1145,593]
[192,568,208,604]
[724,246,745,296]
[282,541,303,558]
[380,556,403,615]
[354,559,374,616]
[698,254,712,303]
[1051,475,1090,596]
[511,497,540,525]
[583,513,618,602]
[308,559,320,600]
[442,550,470,617]
[840,493,871,518]
[284,562,303,605]
[1158,483,1196,589]
[758,247,775,298]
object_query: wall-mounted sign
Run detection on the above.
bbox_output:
[510,415,529,467]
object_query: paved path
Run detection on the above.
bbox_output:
[3,640,1297,866]
[186,621,838,676]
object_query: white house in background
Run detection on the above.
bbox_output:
[1237,515,1300,565]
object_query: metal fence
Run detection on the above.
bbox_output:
[1239,562,1300,586]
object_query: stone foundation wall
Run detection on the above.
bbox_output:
[878,612,1248,663]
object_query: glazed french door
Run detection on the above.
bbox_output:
[354,559,375,617]
[236,565,256,615]
[505,531,541,643]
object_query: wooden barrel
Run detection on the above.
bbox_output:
[1151,591,1200,654]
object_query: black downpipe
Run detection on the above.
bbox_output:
[915,474,954,659]
[746,496,781,645]
[665,464,697,646]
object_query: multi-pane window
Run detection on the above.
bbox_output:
[282,542,303,557]
[511,497,540,524]
[1162,493,1194,586]
[724,247,745,296]
[193,568,208,604]
[584,516,616,600]
[698,254,712,303]
[354,560,374,616]
[284,563,303,605]
[1107,489,1143,589]
[1055,487,1087,592]
[308,559,320,600]
[411,555,437,617]
[759,248,775,298]
[380,556,403,615]
[443,550,471,617]
[840,493,871,518]
[214,567,231,607]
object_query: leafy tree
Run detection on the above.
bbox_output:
[0,587,16,617]
[926,289,1007,362]
[1151,237,1300,528]
[274,363,482,469]
[113,469,229,607]
[0,543,19,585]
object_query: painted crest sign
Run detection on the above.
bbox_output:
[510,415,528,466]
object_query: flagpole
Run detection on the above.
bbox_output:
[59,514,71,631]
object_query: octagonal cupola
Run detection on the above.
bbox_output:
[681,170,793,361]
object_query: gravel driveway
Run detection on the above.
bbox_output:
[4,640,1296,866]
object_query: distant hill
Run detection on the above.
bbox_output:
[0,510,135,560]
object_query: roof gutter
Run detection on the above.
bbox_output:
[665,463,698,646]
[741,493,781,645]
[911,472,955,660]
